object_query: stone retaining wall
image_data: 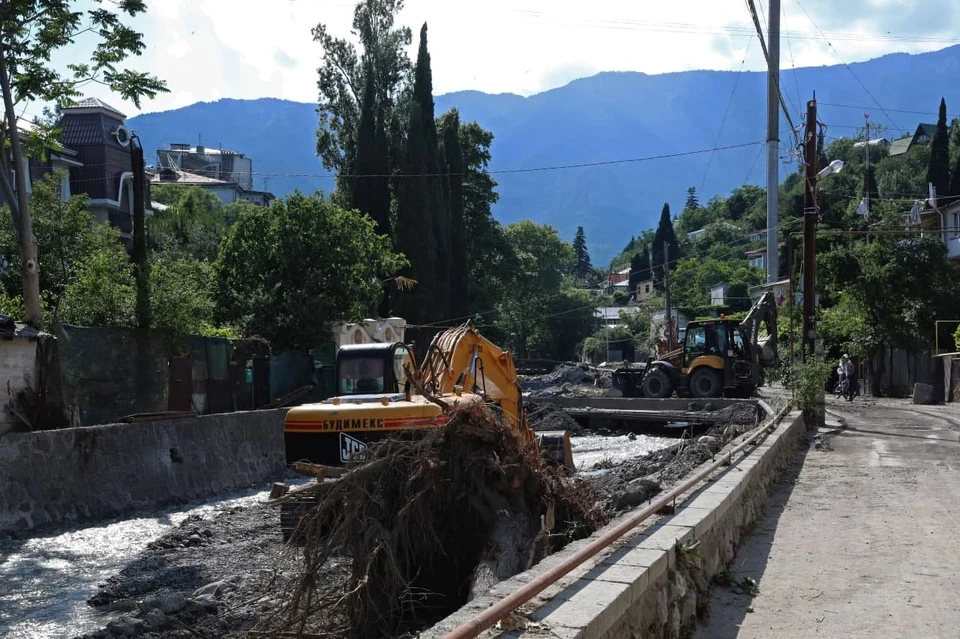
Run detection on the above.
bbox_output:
[0,409,287,534]
[422,409,806,638]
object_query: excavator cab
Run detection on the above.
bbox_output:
[335,343,415,396]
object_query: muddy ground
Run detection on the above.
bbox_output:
[76,399,762,639]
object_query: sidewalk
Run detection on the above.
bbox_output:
[693,397,960,639]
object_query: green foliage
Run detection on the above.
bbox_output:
[785,356,833,420]
[580,325,634,362]
[928,98,951,199]
[312,0,412,194]
[671,257,762,315]
[0,173,132,320]
[58,237,136,327]
[440,109,468,320]
[148,257,216,337]
[651,203,679,288]
[496,221,577,356]
[572,226,592,280]
[148,185,231,262]
[214,193,406,352]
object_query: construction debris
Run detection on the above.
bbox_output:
[254,403,606,639]
[520,362,611,398]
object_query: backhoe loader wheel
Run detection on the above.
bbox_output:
[642,368,673,399]
[690,367,722,399]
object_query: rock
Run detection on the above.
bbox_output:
[188,533,203,545]
[106,615,142,636]
[159,592,186,614]
[193,580,226,599]
[140,596,162,613]
[697,435,718,450]
[143,609,168,630]
[913,382,936,405]
[614,478,662,509]
[187,594,219,613]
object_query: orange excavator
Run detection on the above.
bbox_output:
[278,323,574,540]
[284,322,573,468]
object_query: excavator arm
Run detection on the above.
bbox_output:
[417,323,528,432]
[739,291,778,364]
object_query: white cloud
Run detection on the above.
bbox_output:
[61,0,960,116]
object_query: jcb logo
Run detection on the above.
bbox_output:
[339,432,367,463]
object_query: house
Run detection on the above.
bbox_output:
[0,98,154,250]
[745,229,767,242]
[852,138,890,149]
[158,143,254,190]
[710,283,730,306]
[888,123,937,157]
[154,142,274,206]
[148,166,275,207]
[594,306,634,328]
[744,242,785,270]
[687,221,740,242]
[635,279,654,303]
[904,195,960,261]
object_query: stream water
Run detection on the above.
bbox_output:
[0,434,674,639]
[0,486,273,639]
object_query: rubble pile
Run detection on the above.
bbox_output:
[521,362,611,398]
[587,419,753,513]
[254,402,606,639]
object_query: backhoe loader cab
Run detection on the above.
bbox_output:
[614,291,778,399]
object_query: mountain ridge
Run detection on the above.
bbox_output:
[128,45,960,262]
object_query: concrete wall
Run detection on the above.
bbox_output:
[0,337,36,435]
[423,408,806,639]
[0,408,287,534]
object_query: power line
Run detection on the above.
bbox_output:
[701,35,755,194]
[792,0,902,134]
[820,101,960,120]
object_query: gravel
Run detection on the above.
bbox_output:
[520,363,611,398]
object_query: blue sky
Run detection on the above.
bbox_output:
[56,0,960,117]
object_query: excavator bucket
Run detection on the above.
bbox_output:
[537,430,575,471]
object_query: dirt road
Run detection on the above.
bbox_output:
[694,396,960,639]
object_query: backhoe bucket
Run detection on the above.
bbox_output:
[537,430,575,471]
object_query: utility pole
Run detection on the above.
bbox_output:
[864,112,870,212]
[801,96,818,362]
[765,0,781,283]
[663,240,672,351]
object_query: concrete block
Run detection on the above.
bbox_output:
[665,505,715,539]
[603,544,669,584]
[532,577,633,639]
[638,523,693,553]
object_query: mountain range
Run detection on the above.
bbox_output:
[128,45,960,263]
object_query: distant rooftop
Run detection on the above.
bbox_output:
[149,168,233,186]
[63,97,126,119]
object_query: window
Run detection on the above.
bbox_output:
[393,346,413,388]
[953,212,960,240]
[749,255,764,269]
[339,357,386,395]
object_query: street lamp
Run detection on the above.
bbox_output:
[817,159,844,179]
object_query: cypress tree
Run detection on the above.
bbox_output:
[652,203,678,289]
[393,101,434,325]
[948,118,960,198]
[411,22,450,320]
[442,111,468,320]
[351,65,391,237]
[862,164,879,213]
[572,226,591,280]
[628,244,651,292]
[928,97,950,201]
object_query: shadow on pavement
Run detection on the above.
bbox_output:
[693,433,812,638]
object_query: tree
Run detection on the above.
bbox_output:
[0,1,167,329]
[148,257,216,338]
[214,193,405,352]
[571,226,591,280]
[440,110,468,320]
[949,118,960,198]
[819,223,960,393]
[350,62,392,236]
[496,221,575,356]
[684,186,699,210]
[0,172,129,321]
[313,0,412,196]
[651,203,679,288]
[148,185,229,262]
[928,97,951,202]
[862,164,879,213]
[628,244,651,292]
[393,23,450,323]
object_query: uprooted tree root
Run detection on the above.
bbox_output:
[257,403,607,638]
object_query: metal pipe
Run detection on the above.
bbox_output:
[441,402,793,639]
[801,97,818,362]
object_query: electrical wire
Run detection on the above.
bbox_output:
[701,34,755,194]
[792,0,902,135]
